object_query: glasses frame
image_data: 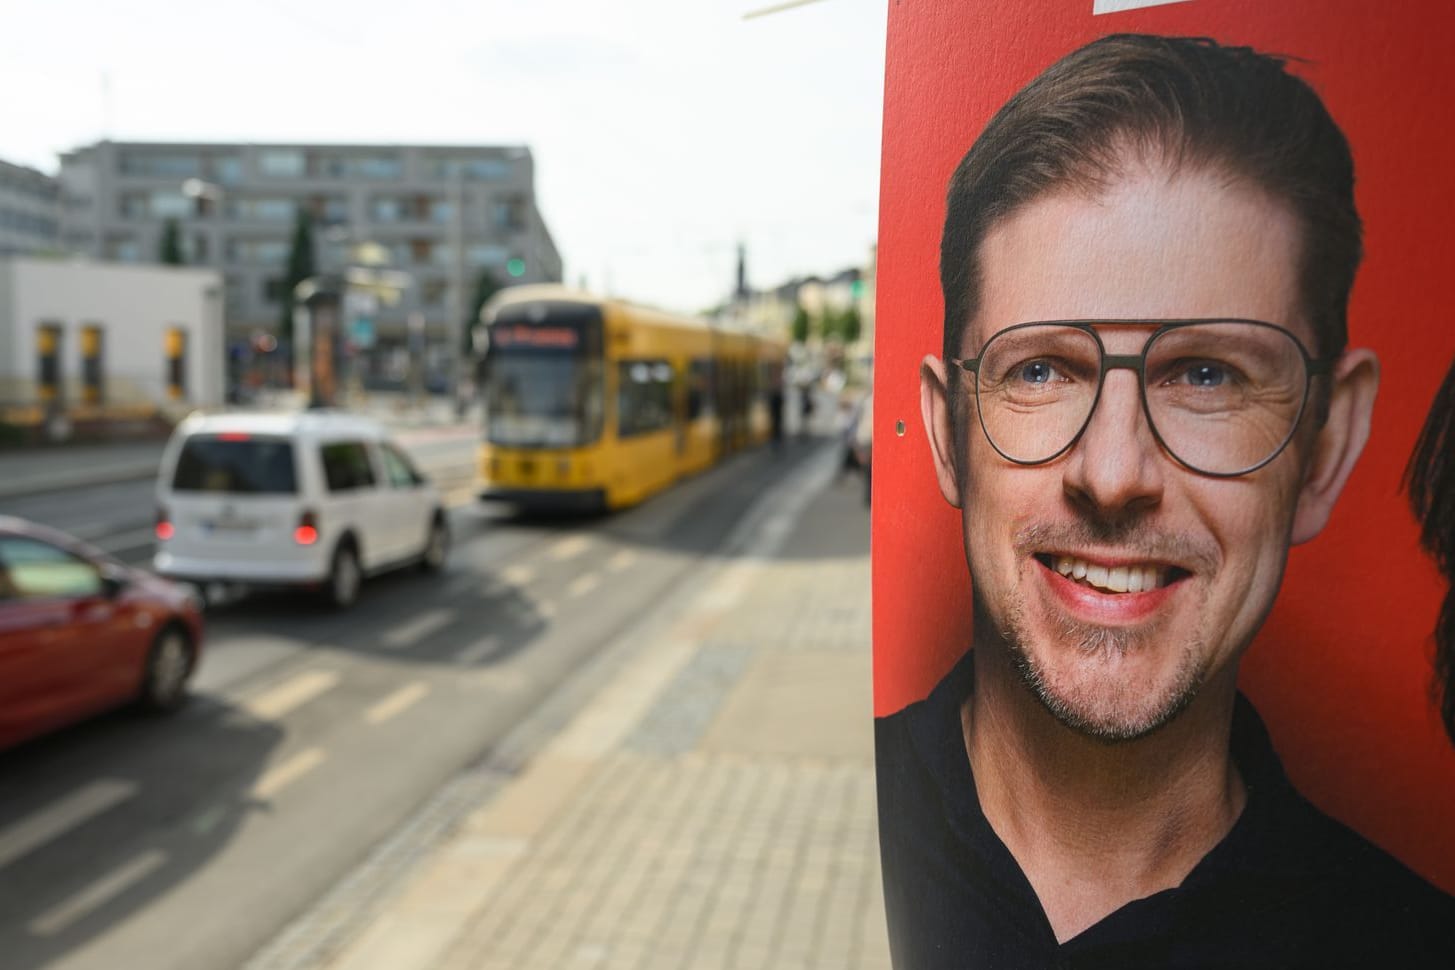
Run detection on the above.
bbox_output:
[950,318,1339,478]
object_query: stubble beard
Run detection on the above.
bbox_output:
[976,576,1211,745]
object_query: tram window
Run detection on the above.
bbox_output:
[618,359,673,437]
[688,358,713,420]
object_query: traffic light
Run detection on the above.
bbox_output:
[507,257,526,278]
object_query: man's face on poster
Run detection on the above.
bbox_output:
[925,157,1341,741]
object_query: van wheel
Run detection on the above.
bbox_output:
[138,626,193,713]
[420,518,449,574]
[326,543,362,609]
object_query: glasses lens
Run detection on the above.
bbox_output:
[1144,322,1308,474]
[975,325,1100,463]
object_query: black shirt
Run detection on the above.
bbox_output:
[876,649,1455,969]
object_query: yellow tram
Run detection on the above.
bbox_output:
[475,286,786,511]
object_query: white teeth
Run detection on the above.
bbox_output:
[1049,556,1168,593]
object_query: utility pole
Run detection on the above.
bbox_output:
[446,168,467,401]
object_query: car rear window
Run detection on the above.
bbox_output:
[171,435,298,494]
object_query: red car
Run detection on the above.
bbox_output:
[0,515,203,751]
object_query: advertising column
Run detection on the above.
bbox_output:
[872,2,1455,965]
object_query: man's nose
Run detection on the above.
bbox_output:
[1060,368,1165,517]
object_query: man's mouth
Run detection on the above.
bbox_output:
[1033,553,1190,595]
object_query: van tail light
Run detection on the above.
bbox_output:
[155,507,175,541]
[294,510,319,546]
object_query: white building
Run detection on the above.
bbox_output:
[0,258,225,414]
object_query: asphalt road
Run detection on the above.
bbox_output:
[0,434,823,970]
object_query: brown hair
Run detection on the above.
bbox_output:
[940,34,1361,363]
[1407,358,1455,747]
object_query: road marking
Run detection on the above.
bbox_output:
[445,488,475,509]
[501,564,535,586]
[365,682,431,725]
[251,748,327,800]
[454,635,501,666]
[381,608,454,650]
[548,534,591,561]
[538,599,558,619]
[29,848,167,936]
[1093,0,1192,13]
[605,549,638,573]
[243,669,340,721]
[0,779,137,870]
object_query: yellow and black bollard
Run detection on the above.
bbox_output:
[81,324,104,407]
[165,327,187,402]
[36,322,62,409]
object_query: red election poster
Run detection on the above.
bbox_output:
[872,0,1455,953]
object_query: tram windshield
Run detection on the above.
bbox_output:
[484,351,604,448]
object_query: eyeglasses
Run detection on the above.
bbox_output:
[950,319,1337,478]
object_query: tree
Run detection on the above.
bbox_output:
[790,302,811,344]
[159,219,184,265]
[279,208,317,349]
[841,305,863,345]
[465,269,502,355]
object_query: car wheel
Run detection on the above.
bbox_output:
[138,626,193,713]
[326,543,362,609]
[420,517,449,574]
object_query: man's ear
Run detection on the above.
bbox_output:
[920,355,964,509]
[1291,348,1380,545]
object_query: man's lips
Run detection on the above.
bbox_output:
[1032,552,1191,595]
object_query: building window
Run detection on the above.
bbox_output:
[212,156,244,185]
[149,191,193,219]
[226,238,289,266]
[118,152,202,178]
[492,197,526,232]
[467,243,507,267]
[370,196,404,222]
[421,279,448,306]
[258,150,306,178]
[103,236,139,262]
[427,157,512,181]
[312,154,401,180]
[229,197,296,222]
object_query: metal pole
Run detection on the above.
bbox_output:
[446,168,466,402]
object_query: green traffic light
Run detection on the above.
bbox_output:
[507,258,526,278]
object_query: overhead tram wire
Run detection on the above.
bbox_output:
[742,0,833,21]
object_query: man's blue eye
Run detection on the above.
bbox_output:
[1184,363,1226,387]
[1020,361,1054,384]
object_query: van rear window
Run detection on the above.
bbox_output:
[172,435,298,494]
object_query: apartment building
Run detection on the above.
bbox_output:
[0,158,61,259]
[58,141,562,384]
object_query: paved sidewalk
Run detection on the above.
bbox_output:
[249,445,887,970]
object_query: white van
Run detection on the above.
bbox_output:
[153,410,449,608]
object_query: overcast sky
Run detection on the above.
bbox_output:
[0,0,886,313]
